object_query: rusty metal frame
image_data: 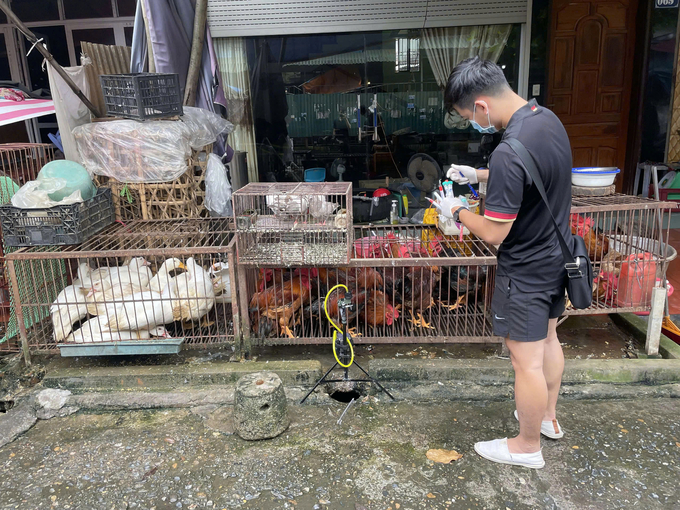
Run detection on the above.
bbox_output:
[565,196,677,316]
[5,219,241,354]
[0,143,57,354]
[239,224,500,346]
[233,182,354,267]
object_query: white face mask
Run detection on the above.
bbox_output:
[470,103,497,134]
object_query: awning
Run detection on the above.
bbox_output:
[0,98,55,127]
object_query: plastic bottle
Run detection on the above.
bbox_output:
[390,200,399,225]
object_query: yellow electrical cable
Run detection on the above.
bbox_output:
[324,284,355,368]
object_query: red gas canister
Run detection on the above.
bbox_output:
[617,253,657,308]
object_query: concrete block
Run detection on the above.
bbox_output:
[234,372,289,441]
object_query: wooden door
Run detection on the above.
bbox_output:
[546,0,638,172]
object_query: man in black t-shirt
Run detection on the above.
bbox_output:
[436,57,571,469]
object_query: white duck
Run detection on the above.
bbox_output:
[51,279,105,342]
[90,257,152,294]
[65,316,170,343]
[86,258,155,315]
[208,262,231,304]
[148,258,186,294]
[71,262,93,287]
[172,257,216,324]
[101,284,179,332]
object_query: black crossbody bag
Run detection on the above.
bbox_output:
[503,138,593,310]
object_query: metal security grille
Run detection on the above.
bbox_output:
[207,0,529,37]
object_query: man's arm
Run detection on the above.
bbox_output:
[476,169,489,183]
[458,209,513,246]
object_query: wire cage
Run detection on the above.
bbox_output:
[237,224,499,347]
[233,182,353,267]
[567,194,677,314]
[0,143,57,352]
[4,218,241,354]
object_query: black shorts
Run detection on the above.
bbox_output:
[491,275,566,342]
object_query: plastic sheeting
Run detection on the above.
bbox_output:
[11,178,85,208]
[46,62,91,163]
[73,107,233,183]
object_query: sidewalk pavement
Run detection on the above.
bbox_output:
[0,398,678,509]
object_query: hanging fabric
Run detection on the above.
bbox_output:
[214,38,259,184]
[423,25,512,129]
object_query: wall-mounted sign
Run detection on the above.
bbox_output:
[656,0,678,8]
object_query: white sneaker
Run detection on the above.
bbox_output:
[513,410,564,439]
[474,438,545,469]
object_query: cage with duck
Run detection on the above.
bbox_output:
[4,218,241,356]
[238,224,499,347]
[233,182,352,267]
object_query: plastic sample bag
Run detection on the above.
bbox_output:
[204,153,233,217]
[11,178,84,208]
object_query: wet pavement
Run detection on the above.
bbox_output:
[0,398,678,510]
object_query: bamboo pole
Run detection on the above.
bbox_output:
[183,0,207,107]
[0,0,103,118]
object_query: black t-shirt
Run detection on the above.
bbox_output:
[484,99,572,293]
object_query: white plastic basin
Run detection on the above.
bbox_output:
[572,167,620,187]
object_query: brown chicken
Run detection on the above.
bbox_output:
[572,225,609,261]
[360,289,398,327]
[307,288,369,326]
[317,267,384,294]
[249,268,316,338]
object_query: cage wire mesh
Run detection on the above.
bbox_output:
[233,182,352,267]
[0,143,57,351]
[567,194,677,314]
[240,225,498,345]
[5,218,239,352]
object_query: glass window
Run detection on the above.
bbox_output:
[0,35,12,81]
[72,28,116,60]
[117,0,137,17]
[124,26,134,47]
[224,25,521,191]
[63,0,114,19]
[27,26,69,91]
[640,7,678,163]
[12,0,59,22]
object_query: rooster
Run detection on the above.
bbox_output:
[438,246,488,300]
[316,267,384,295]
[249,268,317,338]
[360,289,398,327]
[306,288,369,327]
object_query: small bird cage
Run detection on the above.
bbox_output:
[232,182,352,267]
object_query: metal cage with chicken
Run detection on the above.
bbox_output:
[567,194,677,315]
[0,143,57,353]
[232,182,352,267]
[4,218,241,357]
[237,224,499,348]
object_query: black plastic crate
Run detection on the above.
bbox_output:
[0,188,115,247]
[100,73,183,121]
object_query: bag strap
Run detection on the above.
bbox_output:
[502,138,575,266]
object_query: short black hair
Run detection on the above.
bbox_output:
[444,57,510,112]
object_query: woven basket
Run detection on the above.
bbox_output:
[96,145,212,222]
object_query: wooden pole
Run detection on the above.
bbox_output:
[183,0,207,107]
[0,0,103,118]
